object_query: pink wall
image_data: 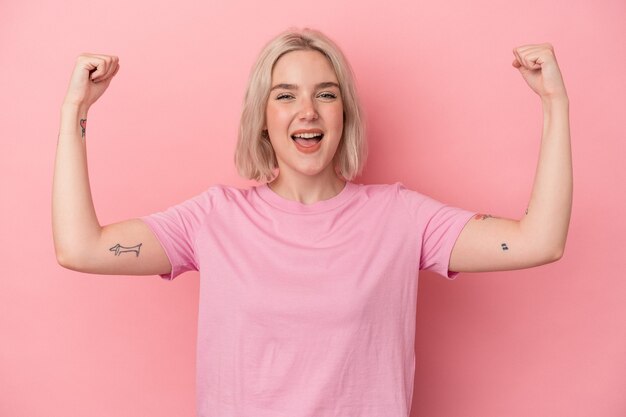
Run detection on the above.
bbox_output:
[2,0,625,416]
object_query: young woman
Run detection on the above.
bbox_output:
[53,27,571,416]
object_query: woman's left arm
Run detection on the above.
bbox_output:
[449,43,572,273]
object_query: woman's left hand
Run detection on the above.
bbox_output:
[512,43,568,100]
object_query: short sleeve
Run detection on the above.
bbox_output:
[397,182,476,280]
[139,190,212,280]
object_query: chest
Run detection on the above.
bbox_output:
[195,205,419,332]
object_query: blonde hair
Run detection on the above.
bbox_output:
[234,27,368,183]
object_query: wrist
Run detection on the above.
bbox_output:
[61,101,90,118]
[541,95,569,117]
[59,103,89,135]
[541,94,569,106]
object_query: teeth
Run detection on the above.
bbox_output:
[292,132,323,139]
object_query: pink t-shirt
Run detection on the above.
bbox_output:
[140,181,475,417]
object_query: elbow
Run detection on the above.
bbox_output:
[533,244,564,266]
[56,251,71,269]
[54,239,75,269]
[547,245,565,263]
[56,249,79,271]
[55,245,68,267]
[535,234,566,264]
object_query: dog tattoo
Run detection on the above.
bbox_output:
[109,243,142,257]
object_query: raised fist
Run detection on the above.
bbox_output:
[63,53,120,109]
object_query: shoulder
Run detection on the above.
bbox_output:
[357,181,406,196]
[197,183,261,208]
[360,181,429,203]
[353,181,429,216]
[375,181,444,216]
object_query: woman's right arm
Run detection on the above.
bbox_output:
[52,54,171,276]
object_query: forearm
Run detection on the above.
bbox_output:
[52,104,102,262]
[519,96,572,257]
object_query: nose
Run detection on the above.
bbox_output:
[298,97,318,121]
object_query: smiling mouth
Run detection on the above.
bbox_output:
[291,133,324,147]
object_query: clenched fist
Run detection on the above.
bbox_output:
[511,43,568,100]
[63,53,120,109]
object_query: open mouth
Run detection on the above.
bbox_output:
[291,133,324,148]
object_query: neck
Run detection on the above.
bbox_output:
[267,169,346,204]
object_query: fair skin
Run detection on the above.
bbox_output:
[264,49,347,204]
[450,43,571,272]
[266,44,573,272]
[53,43,571,276]
[264,45,572,274]
[53,54,175,277]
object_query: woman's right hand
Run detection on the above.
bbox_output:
[62,53,120,109]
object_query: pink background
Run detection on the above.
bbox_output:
[2,0,625,416]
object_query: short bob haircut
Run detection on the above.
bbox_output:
[234,27,367,184]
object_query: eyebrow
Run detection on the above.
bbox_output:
[270,82,340,92]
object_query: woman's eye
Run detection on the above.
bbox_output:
[275,92,337,100]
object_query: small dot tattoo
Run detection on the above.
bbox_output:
[501,243,509,251]
[80,118,87,139]
[474,213,494,220]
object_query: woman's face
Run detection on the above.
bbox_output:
[264,49,344,179]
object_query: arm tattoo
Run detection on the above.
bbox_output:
[109,243,142,257]
[80,118,87,139]
[473,215,509,251]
